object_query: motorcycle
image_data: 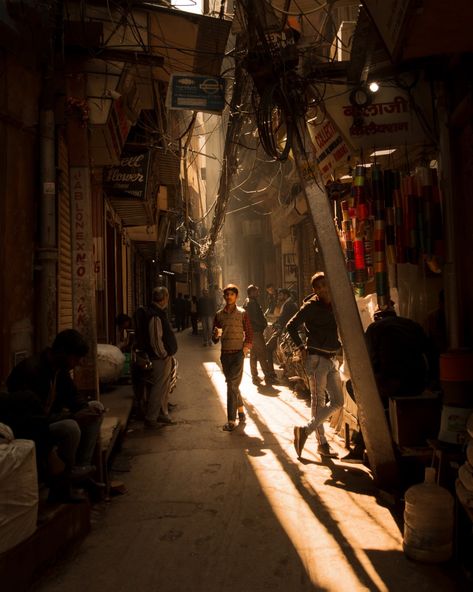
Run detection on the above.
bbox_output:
[275,330,310,399]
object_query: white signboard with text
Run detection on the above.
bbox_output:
[323,84,431,153]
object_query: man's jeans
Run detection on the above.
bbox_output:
[305,354,344,445]
[221,351,244,422]
[49,415,101,467]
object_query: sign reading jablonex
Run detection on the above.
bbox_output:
[104,152,150,199]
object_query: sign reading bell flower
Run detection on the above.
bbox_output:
[104,152,150,199]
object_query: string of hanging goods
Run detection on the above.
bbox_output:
[353,164,368,297]
[341,200,355,283]
[336,163,444,300]
[384,170,396,265]
[372,164,390,308]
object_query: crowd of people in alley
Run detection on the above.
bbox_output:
[131,275,440,461]
[0,272,444,504]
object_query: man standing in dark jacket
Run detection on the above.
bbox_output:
[243,285,275,385]
[138,286,178,429]
[286,272,343,459]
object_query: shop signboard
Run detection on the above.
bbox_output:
[167,73,225,114]
[103,152,150,199]
[323,83,432,153]
[307,111,352,183]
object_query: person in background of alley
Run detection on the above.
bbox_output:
[243,284,274,385]
[343,305,435,463]
[115,313,134,382]
[173,292,186,332]
[198,288,216,347]
[6,329,104,501]
[190,295,199,335]
[211,284,222,313]
[287,272,343,459]
[135,286,178,429]
[264,283,278,319]
[366,306,434,405]
[265,288,299,380]
[115,313,133,353]
[183,294,191,330]
[212,284,253,431]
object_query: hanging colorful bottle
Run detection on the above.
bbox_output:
[353,165,367,296]
[341,200,356,282]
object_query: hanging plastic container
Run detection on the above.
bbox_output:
[403,467,454,563]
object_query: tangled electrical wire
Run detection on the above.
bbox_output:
[240,1,309,161]
[253,72,309,161]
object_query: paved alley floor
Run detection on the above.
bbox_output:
[32,331,466,592]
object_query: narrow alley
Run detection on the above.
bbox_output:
[32,331,463,592]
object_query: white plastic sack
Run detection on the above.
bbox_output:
[0,431,38,554]
[97,343,125,383]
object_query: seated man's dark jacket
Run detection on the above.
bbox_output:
[365,315,432,399]
[6,349,88,419]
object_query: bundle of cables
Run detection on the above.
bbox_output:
[254,78,298,161]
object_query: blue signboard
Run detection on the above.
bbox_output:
[167,73,226,114]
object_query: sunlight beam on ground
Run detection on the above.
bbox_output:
[202,360,396,590]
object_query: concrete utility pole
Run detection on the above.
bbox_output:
[65,67,99,398]
[292,120,399,492]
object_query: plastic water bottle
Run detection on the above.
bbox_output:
[403,467,454,562]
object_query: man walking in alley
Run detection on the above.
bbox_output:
[243,284,274,385]
[286,272,344,459]
[266,288,299,380]
[135,286,178,429]
[198,289,216,346]
[212,284,253,431]
[173,293,186,332]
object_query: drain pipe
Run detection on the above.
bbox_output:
[37,91,58,349]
